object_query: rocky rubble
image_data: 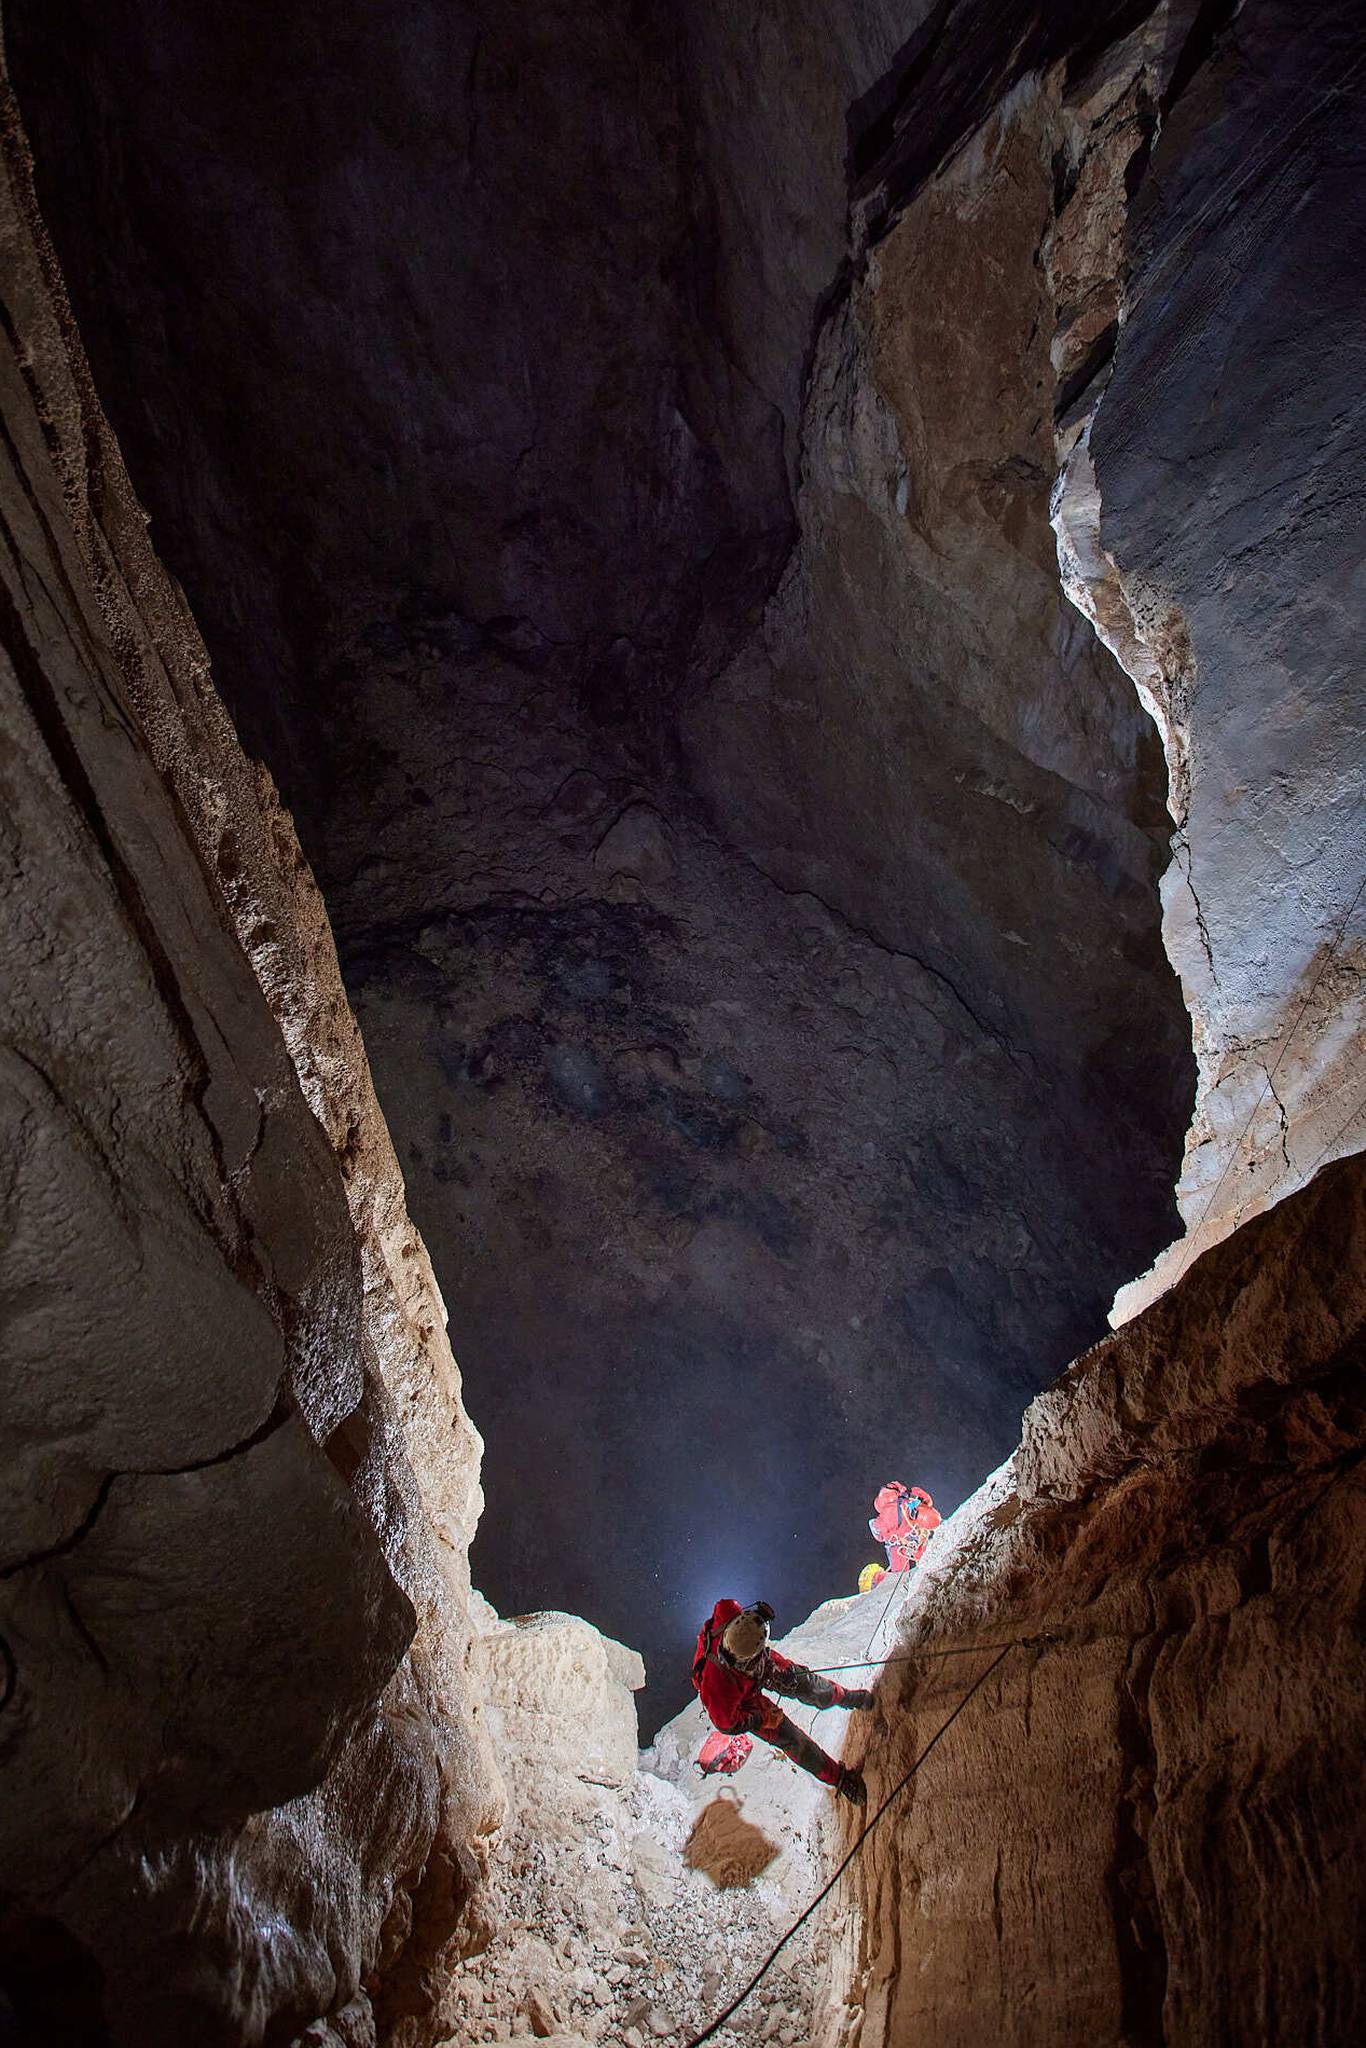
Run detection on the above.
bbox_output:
[439,1595,905,2048]
[448,1133,1366,2048]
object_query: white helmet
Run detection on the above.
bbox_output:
[721,1607,770,1670]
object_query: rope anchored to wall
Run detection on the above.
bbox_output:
[681,1637,1031,2048]
[810,1634,1056,1673]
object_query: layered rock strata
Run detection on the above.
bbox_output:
[827,1151,1366,2046]
[0,64,496,2047]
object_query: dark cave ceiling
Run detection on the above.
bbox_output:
[9,0,1196,1729]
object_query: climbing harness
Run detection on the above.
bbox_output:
[681,1638,1022,2048]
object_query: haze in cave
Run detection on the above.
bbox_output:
[0,2,1362,2043]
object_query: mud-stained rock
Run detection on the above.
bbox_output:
[683,1797,781,1890]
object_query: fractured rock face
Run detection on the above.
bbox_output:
[1051,0,1366,1312]
[827,1153,1366,2048]
[477,1604,646,1795]
[454,1592,889,2048]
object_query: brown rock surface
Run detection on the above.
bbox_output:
[0,53,495,2047]
[828,1152,1366,2046]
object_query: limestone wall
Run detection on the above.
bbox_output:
[1048,0,1366,1314]
[4,0,1200,1707]
[0,58,496,2047]
[445,1596,878,2048]
[3,4,1362,2042]
[828,1153,1366,2046]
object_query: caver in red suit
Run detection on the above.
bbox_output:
[691,1599,871,1806]
[869,1481,941,1572]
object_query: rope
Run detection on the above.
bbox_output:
[865,1563,909,1658]
[684,68,1366,2038]
[811,1636,1049,1673]
[681,1640,1017,2048]
[1301,1086,1366,1188]
[1173,869,1366,1283]
[792,1569,907,1747]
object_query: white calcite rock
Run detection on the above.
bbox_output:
[477,1607,645,1795]
[446,1588,901,2048]
[1047,2,1366,1317]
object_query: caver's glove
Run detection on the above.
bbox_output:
[840,1687,876,1711]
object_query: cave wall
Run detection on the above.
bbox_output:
[832,1151,1366,2047]
[0,63,497,2046]
[1052,0,1366,1313]
[680,55,1189,1296]
[3,0,1359,2036]
[4,0,1198,1726]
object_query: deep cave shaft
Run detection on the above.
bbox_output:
[1,0,1363,2044]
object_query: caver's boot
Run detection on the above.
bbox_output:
[836,1766,867,1808]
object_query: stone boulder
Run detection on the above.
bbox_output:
[477,1604,645,1795]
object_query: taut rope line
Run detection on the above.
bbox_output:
[681,1640,1021,2048]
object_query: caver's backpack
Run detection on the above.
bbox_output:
[696,1729,753,1776]
[869,1481,941,1567]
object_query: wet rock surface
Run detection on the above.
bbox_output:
[7,0,1196,1726]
